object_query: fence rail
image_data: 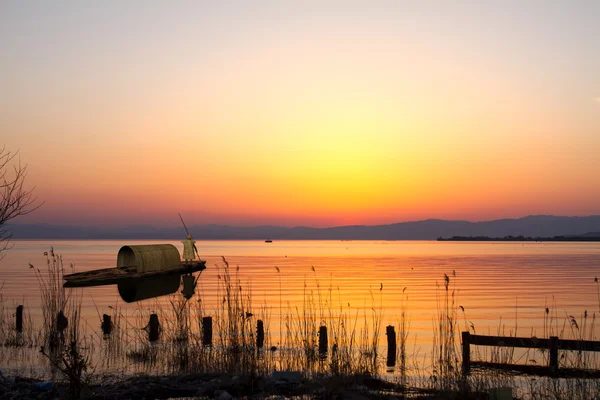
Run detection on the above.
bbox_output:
[462,331,600,377]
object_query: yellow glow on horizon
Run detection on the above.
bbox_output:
[2,3,600,226]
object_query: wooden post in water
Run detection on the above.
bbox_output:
[386,325,397,367]
[319,326,328,358]
[101,314,113,336]
[256,319,264,349]
[462,331,471,376]
[202,316,213,347]
[16,305,23,333]
[549,336,559,375]
[148,314,160,342]
[56,311,68,333]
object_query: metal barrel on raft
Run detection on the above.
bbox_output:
[117,244,183,303]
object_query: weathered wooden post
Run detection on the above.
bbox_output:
[148,313,160,342]
[57,311,68,333]
[202,316,213,347]
[256,319,264,349]
[16,305,23,333]
[462,331,471,376]
[549,336,559,375]
[101,314,113,335]
[319,326,328,358]
[386,325,397,367]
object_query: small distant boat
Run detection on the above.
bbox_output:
[265,240,273,243]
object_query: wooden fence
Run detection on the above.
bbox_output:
[462,331,600,377]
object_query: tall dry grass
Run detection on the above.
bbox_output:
[430,271,461,392]
[4,250,600,399]
[33,247,72,353]
[31,248,92,399]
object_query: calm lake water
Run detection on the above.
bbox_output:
[2,239,600,376]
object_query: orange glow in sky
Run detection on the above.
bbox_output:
[2,2,600,227]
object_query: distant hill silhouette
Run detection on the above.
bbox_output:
[7,215,600,240]
[578,231,600,237]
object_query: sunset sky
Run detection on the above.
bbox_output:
[1,1,599,227]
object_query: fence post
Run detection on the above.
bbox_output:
[319,326,328,358]
[386,325,397,367]
[16,305,23,333]
[549,336,559,375]
[462,331,471,376]
[256,319,264,349]
[101,314,113,335]
[202,316,213,347]
[148,314,160,342]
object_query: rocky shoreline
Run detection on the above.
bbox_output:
[0,370,420,400]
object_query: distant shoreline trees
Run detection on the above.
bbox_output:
[437,234,600,242]
[0,146,42,260]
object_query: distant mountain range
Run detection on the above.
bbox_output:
[7,215,600,240]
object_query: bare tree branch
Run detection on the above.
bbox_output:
[0,147,44,260]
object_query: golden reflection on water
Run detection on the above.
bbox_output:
[2,240,600,373]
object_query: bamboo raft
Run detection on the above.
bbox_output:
[63,261,206,288]
[62,244,206,302]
